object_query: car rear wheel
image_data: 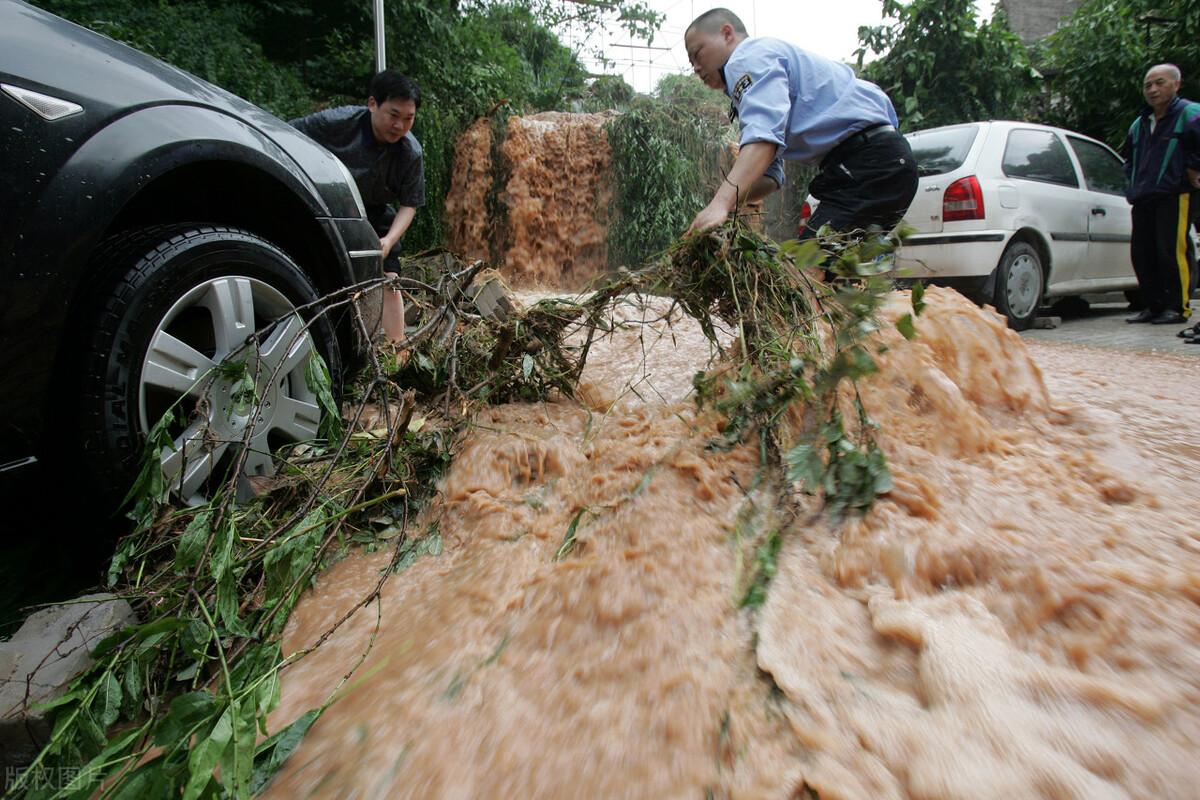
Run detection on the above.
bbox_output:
[81,225,341,506]
[992,241,1043,331]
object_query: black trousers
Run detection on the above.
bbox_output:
[1130,192,1197,318]
[800,128,919,240]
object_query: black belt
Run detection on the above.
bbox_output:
[820,123,897,169]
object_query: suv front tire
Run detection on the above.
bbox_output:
[80,225,342,504]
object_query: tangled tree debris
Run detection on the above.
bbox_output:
[9,224,921,799]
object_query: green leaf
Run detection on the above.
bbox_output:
[221,695,257,795]
[522,353,534,380]
[911,280,926,315]
[121,407,178,531]
[209,515,236,584]
[71,725,146,799]
[784,443,823,492]
[256,669,282,730]
[393,528,444,573]
[122,663,144,718]
[182,705,233,800]
[99,670,123,728]
[555,507,588,560]
[32,684,86,714]
[182,617,213,662]
[77,707,107,752]
[217,571,252,638]
[155,691,218,747]
[896,312,917,340]
[250,709,321,794]
[230,643,281,695]
[91,616,188,660]
[175,511,213,574]
[109,756,173,800]
[264,507,326,600]
[305,349,344,443]
[741,530,782,608]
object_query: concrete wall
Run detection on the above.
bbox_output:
[999,0,1083,43]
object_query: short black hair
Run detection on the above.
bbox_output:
[686,8,747,37]
[369,70,421,108]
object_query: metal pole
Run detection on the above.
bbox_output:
[374,0,386,73]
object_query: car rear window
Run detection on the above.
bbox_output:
[905,126,979,176]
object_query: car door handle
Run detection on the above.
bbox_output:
[1091,207,1106,216]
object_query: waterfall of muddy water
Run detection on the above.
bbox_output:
[266,287,1200,799]
[443,117,492,264]
[502,113,612,286]
[444,112,613,288]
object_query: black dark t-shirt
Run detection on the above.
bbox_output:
[290,105,425,233]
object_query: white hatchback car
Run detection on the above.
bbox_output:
[897,121,1141,329]
[805,121,1142,330]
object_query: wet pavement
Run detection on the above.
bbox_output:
[1022,297,1200,356]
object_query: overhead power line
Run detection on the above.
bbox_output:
[607,42,673,50]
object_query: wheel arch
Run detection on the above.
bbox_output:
[23,106,356,342]
[1006,227,1053,288]
[981,228,1051,301]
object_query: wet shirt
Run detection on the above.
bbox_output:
[290,105,425,232]
[722,37,899,182]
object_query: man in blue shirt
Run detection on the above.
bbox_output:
[684,8,917,240]
[1120,63,1200,331]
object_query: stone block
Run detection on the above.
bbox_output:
[0,593,137,769]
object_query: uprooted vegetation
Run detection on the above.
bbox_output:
[10,225,922,799]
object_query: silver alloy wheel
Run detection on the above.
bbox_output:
[1004,251,1041,321]
[138,276,320,505]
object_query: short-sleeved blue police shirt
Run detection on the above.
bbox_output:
[723,37,899,185]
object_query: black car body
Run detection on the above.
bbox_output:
[0,1,382,499]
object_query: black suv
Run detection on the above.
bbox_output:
[0,1,382,504]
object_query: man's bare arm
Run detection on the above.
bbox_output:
[380,205,417,256]
[687,142,779,234]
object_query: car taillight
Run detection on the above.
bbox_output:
[943,176,984,222]
[797,200,812,233]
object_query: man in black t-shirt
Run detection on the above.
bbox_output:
[291,71,426,267]
[291,71,426,339]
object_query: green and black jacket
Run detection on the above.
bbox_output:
[1122,95,1200,205]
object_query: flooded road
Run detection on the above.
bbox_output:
[263,287,1200,799]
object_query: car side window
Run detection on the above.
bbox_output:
[1002,130,1079,188]
[1067,137,1127,196]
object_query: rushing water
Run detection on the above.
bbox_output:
[262,287,1200,799]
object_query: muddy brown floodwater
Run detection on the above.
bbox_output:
[263,287,1200,799]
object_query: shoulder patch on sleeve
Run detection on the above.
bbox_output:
[731,73,753,103]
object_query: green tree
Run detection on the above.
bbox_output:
[1036,0,1200,147]
[654,72,728,117]
[34,0,316,118]
[604,73,738,267]
[857,0,1036,131]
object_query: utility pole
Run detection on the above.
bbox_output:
[1137,12,1173,51]
[374,0,386,72]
